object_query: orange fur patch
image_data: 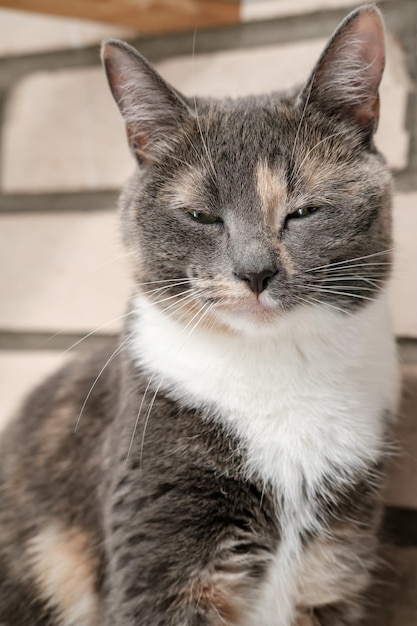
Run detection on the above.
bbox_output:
[277,241,296,275]
[39,407,71,458]
[256,160,287,229]
[28,524,99,626]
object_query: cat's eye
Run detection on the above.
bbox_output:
[288,206,320,219]
[188,211,222,224]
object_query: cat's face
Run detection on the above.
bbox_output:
[103,5,392,334]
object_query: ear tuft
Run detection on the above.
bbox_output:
[299,5,385,134]
[102,40,191,162]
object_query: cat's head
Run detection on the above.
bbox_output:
[102,5,392,335]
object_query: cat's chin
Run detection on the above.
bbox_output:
[213,300,284,336]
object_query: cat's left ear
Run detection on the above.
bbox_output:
[102,39,192,163]
[298,5,385,135]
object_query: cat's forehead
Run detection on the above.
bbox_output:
[165,99,364,213]
[197,98,358,167]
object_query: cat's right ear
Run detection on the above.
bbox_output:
[101,40,191,163]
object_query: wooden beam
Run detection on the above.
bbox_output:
[0,0,241,34]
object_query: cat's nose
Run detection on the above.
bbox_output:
[236,268,276,295]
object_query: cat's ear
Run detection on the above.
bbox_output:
[298,5,385,135]
[101,40,192,162]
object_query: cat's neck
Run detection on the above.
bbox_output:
[129,291,396,388]
[128,291,399,489]
[129,291,398,417]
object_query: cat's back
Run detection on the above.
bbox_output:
[0,341,123,624]
[0,339,127,516]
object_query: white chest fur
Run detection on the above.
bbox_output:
[130,293,399,625]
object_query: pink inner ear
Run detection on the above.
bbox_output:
[354,10,385,70]
[102,44,131,108]
[355,12,385,109]
[347,10,385,129]
[302,7,386,132]
[102,40,192,162]
[126,125,153,163]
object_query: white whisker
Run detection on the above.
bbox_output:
[75,334,132,433]
[144,288,196,309]
[309,284,378,292]
[317,275,386,282]
[309,262,391,274]
[43,280,195,354]
[135,302,215,466]
[166,153,202,176]
[290,68,316,167]
[125,371,156,463]
[190,26,216,183]
[125,295,200,463]
[296,294,364,323]
[62,310,135,356]
[87,251,130,272]
[136,276,198,287]
[193,96,216,183]
[308,287,377,302]
[141,280,191,298]
[306,249,393,273]
[162,290,204,319]
[168,294,207,320]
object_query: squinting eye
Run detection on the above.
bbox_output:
[188,211,222,224]
[289,206,320,219]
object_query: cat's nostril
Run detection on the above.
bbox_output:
[237,268,276,295]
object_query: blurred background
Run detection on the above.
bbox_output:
[0,1,416,620]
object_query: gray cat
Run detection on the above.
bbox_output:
[0,5,400,625]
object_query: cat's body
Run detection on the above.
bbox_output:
[0,6,400,625]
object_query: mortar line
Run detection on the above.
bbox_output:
[0,330,416,356]
[0,330,116,352]
[0,190,119,213]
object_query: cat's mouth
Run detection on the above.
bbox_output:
[211,292,282,332]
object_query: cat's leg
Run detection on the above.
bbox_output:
[102,513,274,625]
[102,527,271,626]
[101,464,278,625]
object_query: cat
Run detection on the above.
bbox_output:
[0,4,400,626]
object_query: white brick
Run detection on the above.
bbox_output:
[2,34,409,193]
[390,193,417,338]
[0,212,131,332]
[2,68,134,192]
[241,0,360,21]
[0,8,135,56]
